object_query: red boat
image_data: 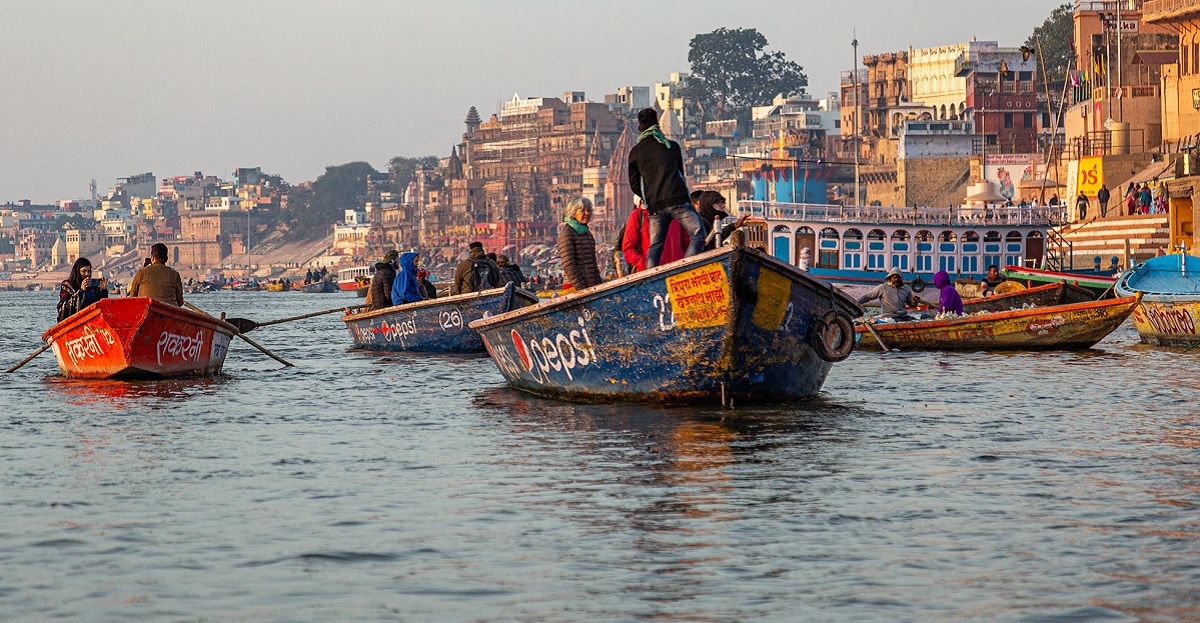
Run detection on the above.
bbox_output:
[42,298,238,379]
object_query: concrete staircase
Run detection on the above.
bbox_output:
[1059,214,1170,271]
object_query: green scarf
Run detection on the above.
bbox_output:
[636,124,671,148]
[564,216,589,234]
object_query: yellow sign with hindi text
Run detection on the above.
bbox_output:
[666,263,730,329]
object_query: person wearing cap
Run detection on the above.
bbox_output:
[454,241,501,294]
[857,267,920,321]
[697,191,749,251]
[366,250,398,311]
[627,107,706,268]
[416,266,437,299]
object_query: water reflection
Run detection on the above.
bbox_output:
[43,375,230,407]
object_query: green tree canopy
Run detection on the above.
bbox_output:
[1026,3,1074,83]
[388,155,439,197]
[281,161,379,241]
[687,27,807,122]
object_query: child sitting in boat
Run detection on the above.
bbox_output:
[933,270,964,316]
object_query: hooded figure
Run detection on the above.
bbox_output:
[933,270,963,315]
[391,252,423,305]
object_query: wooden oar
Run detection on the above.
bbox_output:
[5,341,53,373]
[858,318,894,352]
[256,305,367,328]
[183,301,294,367]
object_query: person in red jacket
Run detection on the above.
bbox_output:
[621,200,688,272]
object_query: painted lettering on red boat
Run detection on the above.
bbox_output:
[157,330,204,366]
[64,326,115,365]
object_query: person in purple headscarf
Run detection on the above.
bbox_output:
[933,270,963,316]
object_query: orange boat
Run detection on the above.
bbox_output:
[856,294,1141,351]
[42,298,238,379]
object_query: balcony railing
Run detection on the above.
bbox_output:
[736,201,1067,227]
[1142,0,1196,19]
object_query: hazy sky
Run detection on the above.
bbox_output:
[1,0,1062,203]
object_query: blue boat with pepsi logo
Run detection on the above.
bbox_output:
[340,283,538,352]
[468,245,862,405]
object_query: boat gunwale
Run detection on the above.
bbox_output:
[42,297,239,343]
[340,284,537,323]
[467,245,862,331]
[860,293,1142,334]
[1004,264,1117,285]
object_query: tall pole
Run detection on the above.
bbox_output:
[246,210,251,269]
[1117,0,1123,121]
[852,33,860,207]
[1105,18,1112,123]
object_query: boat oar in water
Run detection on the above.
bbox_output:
[857,317,895,353]
[5,341,53,373]
[182,301,294,367]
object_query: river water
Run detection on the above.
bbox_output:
[1,290,1198,622]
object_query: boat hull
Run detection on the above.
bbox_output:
[1127,300,1200,345]
[1115,254,1200,345]
[341,283,538,352]
[300,281,338,293]
[856,295,1140,351]
[469,247,862,405]
[42,298,237,379]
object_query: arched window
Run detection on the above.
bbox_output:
[1004,231,1025,268]
[938,231,957,273]
[940,104,947,120]
[866,229,887,269]
[842,228,864,269]
[817,227,840,268]
[961,231,981,273]
[771,225,793,263]
[914,229,934,273]
[1024,231,1044,269]
[891,229,911,270]
[983,231,1003,271]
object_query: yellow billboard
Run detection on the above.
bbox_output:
[1077,156,1104,197]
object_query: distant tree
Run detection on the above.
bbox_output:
[280,161,378,241]
[687,28,808,123]
[1026,3,1074,83]
[387,155,439,198]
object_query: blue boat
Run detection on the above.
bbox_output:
[1115,253,1200,345]
[468,246,862,405]
[341,283,538,352]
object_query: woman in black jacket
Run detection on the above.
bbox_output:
[557,197,602,290]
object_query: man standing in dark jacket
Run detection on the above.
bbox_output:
[366,250,398,311]
[628,108,705,268]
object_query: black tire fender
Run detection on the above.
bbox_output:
[911,276,926,293]
[810,311,855,362]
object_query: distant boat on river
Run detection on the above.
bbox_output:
[341,283,537,353]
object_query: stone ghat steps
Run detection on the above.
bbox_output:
[1059,215,1170,264]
